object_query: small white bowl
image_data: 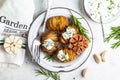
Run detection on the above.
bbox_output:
[83,0,120,23]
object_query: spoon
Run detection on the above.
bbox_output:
[100,16,105,42]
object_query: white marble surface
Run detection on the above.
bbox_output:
[0,0,120,80]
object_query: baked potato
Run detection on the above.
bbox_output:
[41,31,58,55]
[68,34,89,54]
[46,16,69,31]
[54,48,77,62]
[60,25,79,44]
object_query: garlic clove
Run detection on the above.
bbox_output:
[81,68,90,78]
[4,37,11,43]
[14,47,20,54]
[14,36,19,43]
[93,54,101,64]
[16,39,22,45]
[101,50,109,62]
[5,47,13,54]
[10,46,15,54]
[15,44,21,48]
[9,35,15,42]
[4,43,10,48]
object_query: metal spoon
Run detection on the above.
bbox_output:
[100,16,105,42]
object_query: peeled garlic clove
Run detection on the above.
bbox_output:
[93,54,101,64]
[5,47,10,53]
[14,36,19,43]
[4,37,11,43]
[16,39,22,45]
[81,68,90,78]
[15,44,21,48]
[4,43,10,48]
[14,47,20,54]
[101,50,109,62]
[5,47,13,54]
[10,46,15,54]
[9,35,15,42]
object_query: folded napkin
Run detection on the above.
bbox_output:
[34,0,48,18]
[0,0,34,67]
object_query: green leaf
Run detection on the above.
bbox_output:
[71,15,91,42]
[43,55,54,62]
[35,69,60,80]
[105,26,120,49]
[114,34,120,40]
[111,41,120,49]
[111,26,120,31]
[106,33,115,42]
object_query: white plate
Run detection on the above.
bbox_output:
[83,0,120,23]
[28,7,93,72]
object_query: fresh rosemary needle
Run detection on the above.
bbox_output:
[35,69,60,80]
[71,15,91,42]
[106,26,120,49]
[43,55,54,62]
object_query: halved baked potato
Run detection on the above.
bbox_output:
[41,31,58,55]
[68,34,89,54]
[60,25,79,44]
[54,48,77,62]
[46,16,69,31]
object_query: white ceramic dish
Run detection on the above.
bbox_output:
[28,7,93,72]
[84,0,120,23]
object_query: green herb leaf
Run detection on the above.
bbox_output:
[43,55,54,62]
[111,41,120,49]
[71,15,91,42]
[35,69,60,80]
[105,26,120,49]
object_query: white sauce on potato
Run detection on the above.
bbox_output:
[57,50,69,61]
[62,27,75,39]
[43,39,54,50]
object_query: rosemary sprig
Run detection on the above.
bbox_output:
[35,69,60,80]
[71,15,91,42]
[43,55,54,62]
[106,26,120,49]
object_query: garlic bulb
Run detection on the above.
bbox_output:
[4,35,22,54]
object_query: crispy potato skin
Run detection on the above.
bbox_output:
[41,31,58,55]
[46,16,69,31]
[60,25,79,44]
[54,48,77,62]
[69,34,89,54]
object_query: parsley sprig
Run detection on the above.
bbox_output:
[71,15,91,42]
[106,26,120,49]
[35,69,60,80]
